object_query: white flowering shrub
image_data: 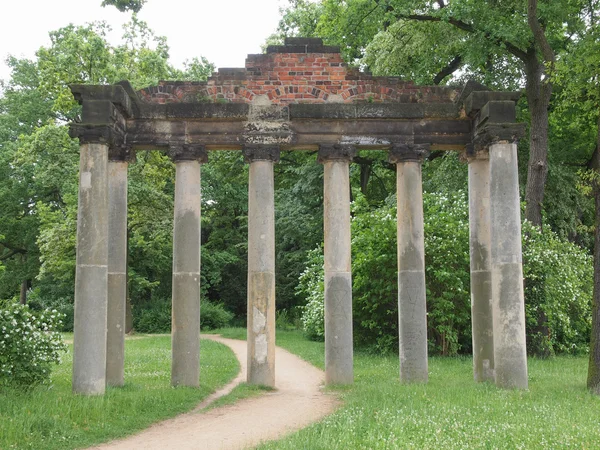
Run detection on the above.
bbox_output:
[522,221,593,354]
[298,191,593,355]
[0,302,66,388]
[297,247,325,340]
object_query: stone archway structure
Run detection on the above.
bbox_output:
[69,38,528,395]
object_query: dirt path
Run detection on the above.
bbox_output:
[92,335,339,450]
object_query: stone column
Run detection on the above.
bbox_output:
[489,141,528,389]
[106,146,133,387]
[170,144,207,387]
[467,149,495,382]
[318,144,355,385]
[390,143,429,383]
[72,140,110,395]
[243,145,279,387]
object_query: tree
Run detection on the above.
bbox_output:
[277,0,598,227]
[101,0,146,13]
[0,18,213,319]
[553,13,600,392]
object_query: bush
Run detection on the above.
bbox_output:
[297,247,325,341]
[298,191,593,356]
[133,299,233,333]
[200,301,234,330]
[0,302,66,388]
[522,221,593,354]
[27,288,74,332]
[134,300,171,333]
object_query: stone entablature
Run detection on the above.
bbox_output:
[138,38,458,105]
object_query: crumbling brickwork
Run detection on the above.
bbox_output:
[138,38,458,105]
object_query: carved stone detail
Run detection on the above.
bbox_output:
[169,144,208,163]
[69,124,123,147]
[472,123,526,151]
[317,144,356,163]
[108,144,135,162]
[388,143,430,163]
[243,145,281,163]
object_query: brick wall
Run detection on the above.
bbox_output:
[138,38,459,105]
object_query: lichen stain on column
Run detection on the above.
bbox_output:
[247,271,275,386]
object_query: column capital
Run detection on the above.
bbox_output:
[462,143,490,163]
[108,144,135,162]
[472,123,526,151]
[69,124,124,147]
[317,144,356,163]
[388,143,430,164]
[169,144,208,163]
[243,145,280,163]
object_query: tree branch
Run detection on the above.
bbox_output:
[0,248,26,261]
[527,0,555,64]
[391,11,529,61]
[433,55,463,84]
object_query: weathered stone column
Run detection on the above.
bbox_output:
[72,139,110,395]
[318,144,355,385]
[467,149,495,382]
[390,143,429,383]
[170,144,207,387]
[243,145,279,387]
[489,141,528,389]
[106,146,133,387]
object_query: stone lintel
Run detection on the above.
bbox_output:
[290,103,460,120]
[70,84,133,118]
[108,144,136,162]
[473,123,527,151]
[169,144,208,163]
[69,124,124,147]
[243,145,281,163]
[388,143,430,163]
[318,144,357,163]
[465,91,521,117]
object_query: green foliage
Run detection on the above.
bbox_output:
[297,246,325,341]
[133,299,233,333]
[522,221,593,354]
[0,302,66,388]
[101,0,146,13]
[298,190,592,355]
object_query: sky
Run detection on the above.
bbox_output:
[0,0,287,82]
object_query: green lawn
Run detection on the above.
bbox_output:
[0,335,238,450]
[3,329,599,449]
[212,328,600,449]
[258,330,600,449]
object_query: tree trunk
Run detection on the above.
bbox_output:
[19,280,28,305]
[588,117,600,395]
[524,51,551,227]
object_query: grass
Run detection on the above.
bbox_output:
[210,327,600,449]
[0,334,238,450]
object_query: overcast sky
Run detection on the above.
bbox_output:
[0,0,286,82]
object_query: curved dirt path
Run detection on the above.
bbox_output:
[92,335,339,450]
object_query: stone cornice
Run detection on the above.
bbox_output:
[388,143,430,163]
[242,145,281,163]
[169,144,208,163]
[317,144,357,163]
